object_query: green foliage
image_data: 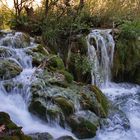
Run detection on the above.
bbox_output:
[119,20,140,40]
[10,15,28,30]
[50,56,65,70]
[113,20,140,84]
[72,53,91,75]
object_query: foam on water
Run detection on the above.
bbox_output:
[0,31,75,139]
[93,83,140,140]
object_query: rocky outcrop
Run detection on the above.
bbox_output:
[28,68,110,139]
[0,112,32,140]
[1,32,30,48]
[0,59,22,80]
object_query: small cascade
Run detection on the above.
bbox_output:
[87,29,115,87]
[0,31,74,138]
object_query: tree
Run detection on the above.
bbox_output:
[13,0,34,17]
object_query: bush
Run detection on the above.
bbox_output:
[113,20,140,84]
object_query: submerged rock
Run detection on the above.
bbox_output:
[0,47,14,57]
[56,136,76,140]
[0,59,22,80]
[54,97,74,116]
[29,100,47,121]
[29,132,53,140]
[67,112,98,139]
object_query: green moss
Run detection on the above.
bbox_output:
[68,116,97,139]
[29,101,47,120]
[49,56,65,70]
[32,44,49,55]
[59,70,74,83]
[50,81,68,88]
[0,59,22,80]
[90,85,109,117]
[54,97,74,116]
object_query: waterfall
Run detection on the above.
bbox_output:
[0,31,74,138]
[87,29,115,87]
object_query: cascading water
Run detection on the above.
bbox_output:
[87,29,115,87]
[0,31,74,138]
[87,30,140,140]
[0,30,139,140]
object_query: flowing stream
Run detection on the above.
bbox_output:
[0,31,74,138]
[87,30,140,140]
[0,30,139,140]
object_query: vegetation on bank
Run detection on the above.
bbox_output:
[0,0,139,84]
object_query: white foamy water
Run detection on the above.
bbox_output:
[87,29,115,87]
[0,31,75,139]
[93,83,140,140]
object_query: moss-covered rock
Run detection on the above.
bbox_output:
[54,97,74,116]
[0,59,22,80]
[29,132,53,140]
[67,111,98,139]
[0,112,32,140]
[48,56,65,70]
[56,136,76,140]
[80,86,109,118]
[90,85,109,117]
[31,44,49,55]
[28,100,47,121]
[58,70,74,83]
[0,47,13,57]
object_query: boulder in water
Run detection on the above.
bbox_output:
[0,47,14,57]
[54,97,75,116]
[67,111,98,139]
[29,100,47,121]
[29,132,53,140]
[56,136,76,140]
[0,59,22,80]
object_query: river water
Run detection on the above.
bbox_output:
[0,31,139,140]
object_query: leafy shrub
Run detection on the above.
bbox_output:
[113,20,140,84]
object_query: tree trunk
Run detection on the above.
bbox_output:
[45,0,49,16]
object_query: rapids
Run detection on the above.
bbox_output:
[0,30,139,140]
[0,31,75,139]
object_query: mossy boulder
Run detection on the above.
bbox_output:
[0,47,13,57]
[58,70,74,83]
[67,111,98,139]
[47,106,62,121]
[0,59,22,80]
[48,56,65,70]
[0,112,32,140]
[29,132,53,140]
[90,85,109,117]
[56,136,76,140]
[28,100,47,121]
[3,81,23,93]
[29,44,49,66]
[54,97,74,116]
[80,86,109,118]
[31,44,49,55]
